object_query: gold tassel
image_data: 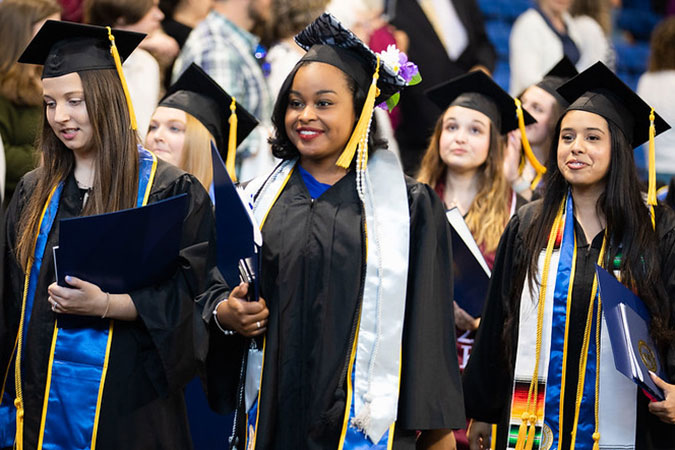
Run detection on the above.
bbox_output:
[514,98,546,184]
[336,57,380,169]
[648,108,657,228]
[523,416,537,450]
[491,424,497,450]
[514,412,529,450]
[106,27,137,131]
[592,432,601,450]
[227,97,238,182]
[14,398,23,450]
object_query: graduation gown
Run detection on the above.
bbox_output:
[1,160,215,450]
[463,201,675,449]
[202,168,465,449]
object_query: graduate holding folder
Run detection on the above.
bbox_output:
[200,12,465,449]
[464,62,675,450]
[1,21,215,450]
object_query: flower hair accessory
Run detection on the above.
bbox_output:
[376,45,421,111]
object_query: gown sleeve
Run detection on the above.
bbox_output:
[126,168,216,396]
[396,180,466,431]
[462,211,527,423]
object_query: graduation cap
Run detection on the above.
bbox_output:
[557,61,672,217]
[18,20,145,130]
[293,12,409,169]
[427,70,546,185]
[535,56,578,107]
[426,70,535,134]
[160,63,259,181]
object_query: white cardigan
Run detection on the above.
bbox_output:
[509,8,609,95]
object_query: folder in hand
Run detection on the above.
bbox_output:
[211,142,261,301]
[53,193,188,294]
[596,265,666,401]
[446,208,491,318]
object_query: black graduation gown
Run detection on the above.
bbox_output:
[463,201,675,449]
[1,160,215,450]
[201,169,465,449]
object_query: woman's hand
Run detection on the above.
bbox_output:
[503,130,522,184]
[454,302,480,331]
[215,283,269,337]
[467,420,492,450]
[648,371,675,424]
[47,276,138,320]
[48,276,107,316]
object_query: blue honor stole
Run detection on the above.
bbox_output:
[9,148,157,450]
[542,194,601,450]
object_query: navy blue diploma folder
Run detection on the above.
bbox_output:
[53,193,187,294]
[595,265,666,401]
[211,143,261,301]
[446,208,491,318]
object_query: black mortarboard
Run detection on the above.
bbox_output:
[160,63,259,160]
[18,20,144,79]
[557,62,670,148]
[294,12,406,104]
[535,56,578,106]
[426,70,536,134]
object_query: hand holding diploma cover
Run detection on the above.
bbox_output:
[53,193,188,293]
[595,265,667,401]
[211,142,262,302]
[446,207,491,318]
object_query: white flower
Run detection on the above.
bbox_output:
[378,44,401,74]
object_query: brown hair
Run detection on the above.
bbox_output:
[180,113,214,190]
[16,69,140,268]
[417,112,512,254]
[570,0,612,35]
[84,0,152,26]
[272,0,329,40]
[648,17,675,72]
[0,0,61,106]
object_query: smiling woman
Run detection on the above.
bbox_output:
[464,62,675,449]
[1,21,215,450]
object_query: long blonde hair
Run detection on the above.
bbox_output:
[417,113,512,254]
[179,112,215,190]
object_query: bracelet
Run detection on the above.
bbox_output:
[101,292,111,318]
[213,299,236,335]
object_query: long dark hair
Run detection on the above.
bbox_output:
[16,69,139,269]
[504,114,672,363]
[269,60,386,161]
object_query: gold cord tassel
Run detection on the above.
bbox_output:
[106,27,137,131]
[227,97,238,182]
[514,412,529,450]
[592,432,601,450]
[648,108,657,228]
[14,398,23,450]
[336,56,380,169]
[514,98,546,189]
[524,416,537,450]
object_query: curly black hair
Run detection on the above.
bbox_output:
[269,60,387,162]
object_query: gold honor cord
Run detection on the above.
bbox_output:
[227,98,238,182]
[514,98,547,191]
[515,199,566,450]
[648,108,657,229]
[569,235,607,450]
[336,56,380,169]
[557,233,578,439]
[106,27,138,131]
[14,185,59,450]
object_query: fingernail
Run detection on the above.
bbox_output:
[65,275,72,282]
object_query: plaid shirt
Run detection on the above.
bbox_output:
[172,11,273,163]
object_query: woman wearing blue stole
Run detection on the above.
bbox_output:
[464,62,675,450]
[200,13,465,450]
[1,21,214,449]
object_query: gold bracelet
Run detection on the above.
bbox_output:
[102,292,111,318]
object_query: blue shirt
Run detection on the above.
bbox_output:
[298,165,332,199]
